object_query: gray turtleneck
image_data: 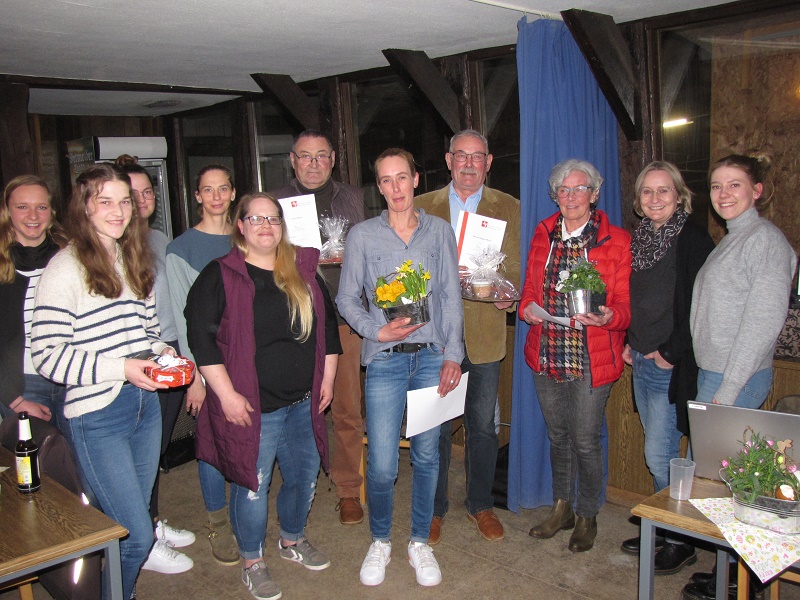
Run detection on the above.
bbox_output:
[690,207,797,405]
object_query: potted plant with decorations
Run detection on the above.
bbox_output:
[555,258,606,316]
[373,259,431,326]
[720,427,800,534]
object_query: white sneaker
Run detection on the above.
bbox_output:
[359,541,391,586]
[155,519,196,548]
[142,539,194,574]
[407,541,441,586]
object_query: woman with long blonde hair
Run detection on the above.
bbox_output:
[0,175,66,423]
[31,163,174,600]
[185,192,339,600]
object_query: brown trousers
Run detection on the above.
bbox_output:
[331,324,364,498]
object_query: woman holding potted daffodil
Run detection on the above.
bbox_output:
[519,159,631,553]
[337,148,463,589]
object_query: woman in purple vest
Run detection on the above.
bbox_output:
[184,192,341,600]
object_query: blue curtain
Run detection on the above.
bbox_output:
[508,16,622,512]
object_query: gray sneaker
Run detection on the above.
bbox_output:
[242,561,281,600]
[278,538,331,570]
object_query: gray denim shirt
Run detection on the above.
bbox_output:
[336,209,465,366]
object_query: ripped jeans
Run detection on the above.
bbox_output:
[229,397,320,560]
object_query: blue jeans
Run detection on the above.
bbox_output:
[533,360,612,518]
[229,398,320,559]
[199,460,228,512]
[695,368,773,408]
[69,385,161,600]
[365,344,443,543]
[631,350,682,492]
[434,357,499,516]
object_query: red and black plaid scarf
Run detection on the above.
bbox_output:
[539,211,600,381]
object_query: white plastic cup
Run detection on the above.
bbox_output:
[669,458,696,500]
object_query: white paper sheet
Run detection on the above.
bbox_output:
[277,194,323,249]
[405,373,469,437]
[526,301,583,330]
[455,211,507,270]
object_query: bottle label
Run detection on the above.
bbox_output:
[16,456,33,485]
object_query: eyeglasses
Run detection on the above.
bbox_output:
[292,152,332,165]
[131,189,155,200]
[243,215,282,226]
[450,151,488,163]
[556,185,593,198]
[640,187,675,198]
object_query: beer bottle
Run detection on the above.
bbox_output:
[16,411,41,493]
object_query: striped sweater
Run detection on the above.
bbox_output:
[31,245,168,418]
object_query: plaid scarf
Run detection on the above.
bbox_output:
[539,211,600,381]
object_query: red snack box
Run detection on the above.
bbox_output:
[144,355,195,387]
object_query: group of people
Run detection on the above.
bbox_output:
[0,123,794,600]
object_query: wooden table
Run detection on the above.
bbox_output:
[0,447,128,599]
[632,478,734,600]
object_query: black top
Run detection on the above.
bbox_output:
[186,261,341,412]
[629,242,676,354]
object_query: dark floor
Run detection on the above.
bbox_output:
[3,435,799,599]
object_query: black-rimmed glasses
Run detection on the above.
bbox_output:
[243,215,282,226]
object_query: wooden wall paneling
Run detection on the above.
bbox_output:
[0,82,35,185]
[231,98,256,196]
[319,76,357,186]
[164,116,190,236]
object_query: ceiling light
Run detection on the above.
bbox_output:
[663,118,691,128]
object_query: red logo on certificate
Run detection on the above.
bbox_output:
[291,200,298,207]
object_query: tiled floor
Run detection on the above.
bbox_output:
[3,442,798,599]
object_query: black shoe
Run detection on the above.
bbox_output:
[690,566,716,585]
[620,534,665,555]
[682,569,765,600]
[654,542,696,576]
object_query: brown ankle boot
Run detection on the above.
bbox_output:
[206,508,239,565]
[529,499,575,539]
[568,515,597,552]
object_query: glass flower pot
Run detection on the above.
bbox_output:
[382,295,431,326]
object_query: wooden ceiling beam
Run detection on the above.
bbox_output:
[561,9,640,140]
[382,48,461,135]
[250,73,322,131]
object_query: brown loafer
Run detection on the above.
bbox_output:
[468,509,504,541]
[336,497,364,525]
[429,515,443,545]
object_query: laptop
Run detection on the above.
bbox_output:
[686,401,800,480]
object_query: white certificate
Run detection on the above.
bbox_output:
[277,194,323,249]
[526,301,583,330]
[405,373,469,437]
[455,210,507,269]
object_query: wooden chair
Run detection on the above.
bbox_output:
[737,561,800,600]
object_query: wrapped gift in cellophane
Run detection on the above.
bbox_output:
[461,247,520,302]
[319,216,348,264]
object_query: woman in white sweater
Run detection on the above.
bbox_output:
[690,154,796,407]
[31,163,173,600]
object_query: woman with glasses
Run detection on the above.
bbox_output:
[185,193,339,600]
[618,162,714,572]
[116,155,195,574]
[519,159,631,553]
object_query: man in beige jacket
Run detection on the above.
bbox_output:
[415,129,520,543]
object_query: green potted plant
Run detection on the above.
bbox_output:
[555,259,606,316]
[720,427,800,534]
[373,260,431,326]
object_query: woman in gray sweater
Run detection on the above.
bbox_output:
[690,154,796,407]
